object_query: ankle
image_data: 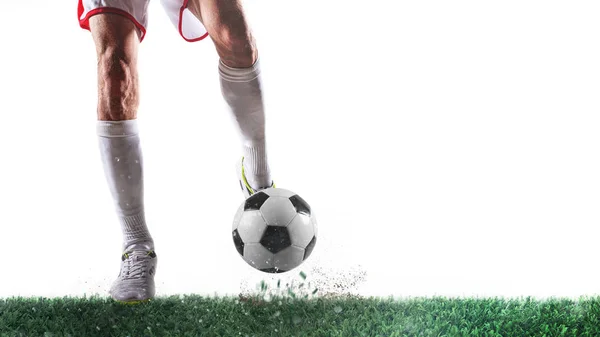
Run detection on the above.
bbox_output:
[123,239,154,251]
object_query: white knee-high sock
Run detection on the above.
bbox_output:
[219,59,272,189]
[97,120,153,249]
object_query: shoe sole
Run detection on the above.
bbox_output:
[113,298,152,305]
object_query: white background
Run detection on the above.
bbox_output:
[0,0,599,300]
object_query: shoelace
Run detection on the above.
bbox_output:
[119,250,153,280]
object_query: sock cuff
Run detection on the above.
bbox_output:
[119,213,153,246]
[219,58,261,82]
[97,119,139,137]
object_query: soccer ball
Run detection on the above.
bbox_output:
[232,188,317,273]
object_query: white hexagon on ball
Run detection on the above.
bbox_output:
[232,203,245,231]
[287,213,315,248]
[243,243,274,270]
[236,210,267,243]
[259,196,297,227]
[273,245,305,271]
[263,187,296,198]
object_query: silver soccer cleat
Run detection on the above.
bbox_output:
[109,243,157,303]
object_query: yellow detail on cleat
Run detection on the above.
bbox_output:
[241,156,275,195]
[241,157,256,195]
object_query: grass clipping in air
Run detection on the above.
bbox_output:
[0,272,599,336]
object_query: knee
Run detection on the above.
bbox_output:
[96,47,138,120]
[208,21,257,68]
[98,47,135,87]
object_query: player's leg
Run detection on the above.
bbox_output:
[89,13,156,302]
[187,0,273,197]
[90,14,140,121]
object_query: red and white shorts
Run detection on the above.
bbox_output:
[77,0,209,42]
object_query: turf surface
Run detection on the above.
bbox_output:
[1,294,599,336]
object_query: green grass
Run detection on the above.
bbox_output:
[1,294,600,337]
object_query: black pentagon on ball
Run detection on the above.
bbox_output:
[244,191,270,211]
[260,267,288,274]
[232,229,245,256]
[289,194,311,216]
[260,226,291,254]
[303,236,317,260]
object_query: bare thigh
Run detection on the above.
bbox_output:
[89,14,141,121]
[187,0,257,68]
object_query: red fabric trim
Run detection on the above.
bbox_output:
[179,0,209,42]
[77,0,85,26]
[78,4,147,42]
